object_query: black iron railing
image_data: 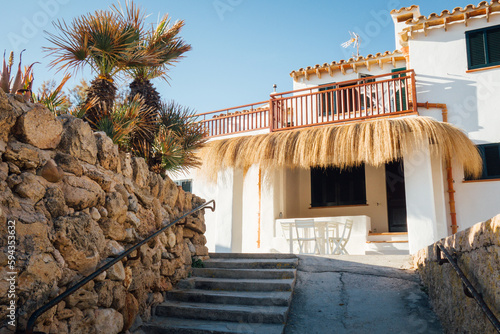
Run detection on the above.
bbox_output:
[436,243,500,333]
[23,200,216,334]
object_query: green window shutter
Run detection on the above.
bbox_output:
[468,31,486,68]
[486,27,500,64]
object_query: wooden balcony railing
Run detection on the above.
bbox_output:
[196,70,417,138]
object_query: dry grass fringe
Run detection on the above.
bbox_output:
[198,117,483,183]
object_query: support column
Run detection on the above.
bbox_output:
[403,140,439,254]
[214,168,243,252]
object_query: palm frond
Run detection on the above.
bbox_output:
[33,73,71,114]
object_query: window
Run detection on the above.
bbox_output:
[467,144,500,180]
[466,25,500,70]
[318,83,336,116]
[310,165,366,207]
[174,179,192,192]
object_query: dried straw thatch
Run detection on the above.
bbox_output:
[199,117,482,182]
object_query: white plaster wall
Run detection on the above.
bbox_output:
[403,139,439,253]
[409,16,500,232]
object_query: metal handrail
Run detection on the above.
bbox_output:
[436,242,500,333]
[24,200,216,334]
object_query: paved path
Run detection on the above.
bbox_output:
[284,255,443,334]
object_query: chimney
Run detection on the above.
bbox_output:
[391,5,421,49]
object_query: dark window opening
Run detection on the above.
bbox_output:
[175,179,192,192]
[310,165,366,207]
[466,25,500,69]
[466,143,500,180]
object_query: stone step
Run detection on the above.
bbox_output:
[202,258,298,270]
[177,277,295,292]
[209,252,297,259]
[165,289,292,307]
[193,267,296,279]
[156,301,289,324]
[142,317,284,334]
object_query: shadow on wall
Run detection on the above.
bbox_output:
[416,74,480,133]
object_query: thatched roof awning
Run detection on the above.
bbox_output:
[199,117,482,180]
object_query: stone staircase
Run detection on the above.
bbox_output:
[142,253,298,334]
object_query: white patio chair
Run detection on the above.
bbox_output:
[329,219,354,255]
[280,222,297,254]
[294,219,321,254]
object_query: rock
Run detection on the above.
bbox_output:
[84,168,114,192]
[16,221,52,254]
[65,289,99,309]
[185,216,206,234]
[18,253,62,294]
[7,161,20,174]
[107,261,126,281]
[54,152,83,176]
[120,152,133,179]
[194,244,209,256]
[6,174,22,188]
[125,228,139,243]
[0,162,8,181]
[99,218,127,241]
[114,183,130,206]
[4,197,47,224]
[57,309,74,321]
[94,280,117,308]
[185,239,196,254]
[122,293,139,331]
[38,159,64,183]
[128,194,139,212]
[3,140,41,169]
[14,104,63,149]
[95,271,106,282]
[160,259,176,276]
[62,175,104,211]
[124,267,133,290]
[133,186,153,208]
[57,115,97,164]
[94,132,120,172]
[125,212,141,228]
[106,240,124,256]
[131,157,149,188]
[161,177,179,208]
[90,207,101,221]
[53,213,106,273]
[105,192,127,222]
[167,230,176,248]
[44,187,68,218]
[0,89,17,142]
[94,308,123,334]
[98,207,108,218]
[67,308,96,334]
[13,172,46,202]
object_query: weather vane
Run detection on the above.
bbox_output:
[341,31,361,58]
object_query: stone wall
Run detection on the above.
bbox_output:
[0,90,209,334]
[413,215,500,334]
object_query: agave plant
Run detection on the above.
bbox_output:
[91,94,156,149]
[0,50,37,101]
[44,1,160,125]
[32,74,71,114]
[146,101,207,175]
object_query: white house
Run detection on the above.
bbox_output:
[174,1,500,255]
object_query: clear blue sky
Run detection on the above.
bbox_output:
[1,0,474,113]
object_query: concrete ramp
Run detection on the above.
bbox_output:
[285,255,443,334]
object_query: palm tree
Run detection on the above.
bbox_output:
[127,15,191,112]
[44,1,159,125]
[148,101,207,176]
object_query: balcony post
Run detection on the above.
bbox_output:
[411,70,417,112]
[269,94,276,132]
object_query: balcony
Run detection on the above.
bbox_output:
[196,70,417,138]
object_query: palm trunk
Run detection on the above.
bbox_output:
[128,78,161,164]
[84,77,117,126]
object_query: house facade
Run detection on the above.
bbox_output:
[174,1,500,255]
